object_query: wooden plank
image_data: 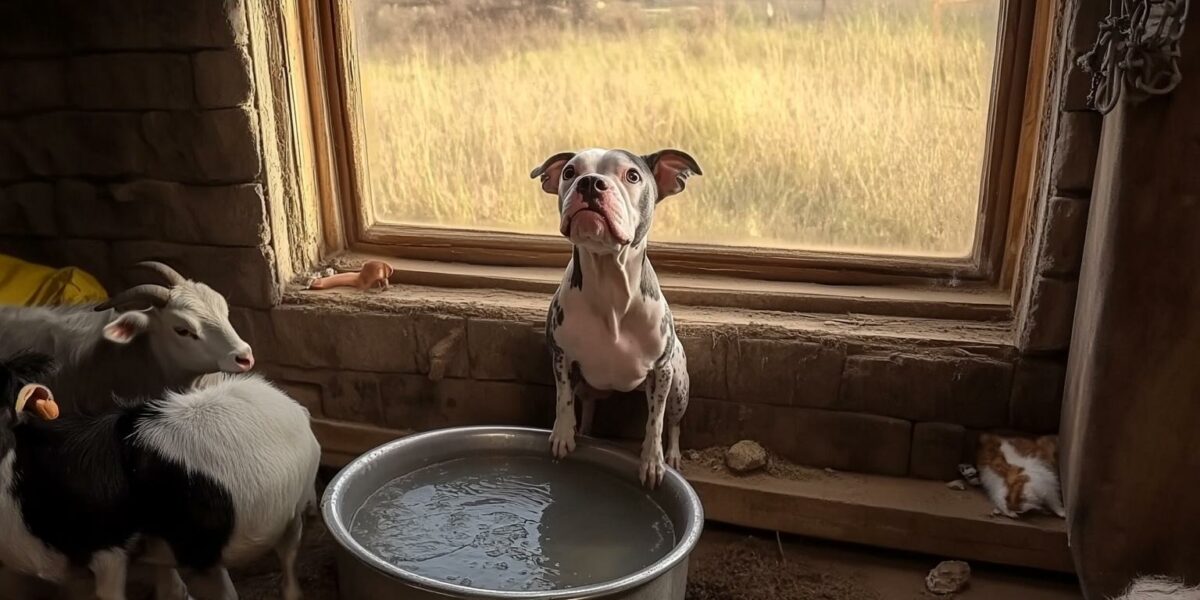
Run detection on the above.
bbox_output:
[1001,0,1059,290]
[975,0,1041,284]
[355,224,992,288]
[311,419,1070,574]
[684,467,1073,574]
[1061,27,1200,594]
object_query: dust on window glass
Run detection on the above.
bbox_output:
[352,0,1001,257]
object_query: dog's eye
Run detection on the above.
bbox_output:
[626,169,641,184]
[562,166,576,180]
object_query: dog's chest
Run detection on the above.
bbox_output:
[553,292,669,392]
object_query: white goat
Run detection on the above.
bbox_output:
[0,353,319,600]
[0,262,255,415]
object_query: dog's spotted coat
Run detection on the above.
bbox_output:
[532,148,701,487]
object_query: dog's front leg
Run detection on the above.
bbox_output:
[640,362,674,488]
[549,347,577,458]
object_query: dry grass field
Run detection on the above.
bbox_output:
[353,0,1000,256]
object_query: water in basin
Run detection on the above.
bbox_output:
[349,455,676,591]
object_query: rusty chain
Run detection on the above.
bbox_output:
[1077,0,1190,114]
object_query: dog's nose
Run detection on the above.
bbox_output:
[577,175,608,195]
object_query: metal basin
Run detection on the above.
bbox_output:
[322,427,704,599]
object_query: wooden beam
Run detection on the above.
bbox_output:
[1060,11,1200,595]
[684,467,1072,574]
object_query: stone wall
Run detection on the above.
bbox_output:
[0,0,1097,482]
[0,0,277,308]
[1014,0,1103,356]
[233,296,1042,480]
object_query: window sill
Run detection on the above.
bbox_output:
[323,252,1013,323]
[287,257,1016,357]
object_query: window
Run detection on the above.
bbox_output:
[308,0,1048,289]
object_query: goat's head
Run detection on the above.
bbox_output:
[97,262,256,375]
[0,352,59,433]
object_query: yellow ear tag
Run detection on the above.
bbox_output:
[16,384,59,421]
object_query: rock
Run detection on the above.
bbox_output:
[926,560,971,595]
[946,479,967,491]
[725,440,768,473]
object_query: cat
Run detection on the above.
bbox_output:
[975,433,1066,519]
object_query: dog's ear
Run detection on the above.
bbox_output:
[530,152,576,195]
[643,150,703,201]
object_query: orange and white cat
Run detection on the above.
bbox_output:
[976,433,1066,519]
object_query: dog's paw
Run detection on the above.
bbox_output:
[549,426,576,459]
[666,447,683,470]
[640,451,668,489]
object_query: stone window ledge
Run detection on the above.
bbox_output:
[282,283,1016,359]
[324,253,1013,323]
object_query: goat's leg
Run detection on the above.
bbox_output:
[183,568,237,600]
[133,538,192,600]
[153,568,191,600]
[88,549,129,600]
[276,512,305,600]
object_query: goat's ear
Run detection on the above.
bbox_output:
[103,311,151,345]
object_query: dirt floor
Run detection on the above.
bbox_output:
[685,446,828,482]
[226,518,1080,600]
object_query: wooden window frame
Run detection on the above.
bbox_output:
[299,0,1053,295]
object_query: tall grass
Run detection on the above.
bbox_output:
[354,1,999,256]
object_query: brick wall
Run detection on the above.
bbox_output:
[1014,0,1103,356]
[0,0,1095,482]
[0,0,277,308]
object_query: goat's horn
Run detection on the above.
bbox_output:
[136,261,186,286]
[95,284,172,311]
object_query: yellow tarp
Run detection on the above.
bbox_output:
[0,254,108,307]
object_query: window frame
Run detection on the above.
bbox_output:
[302,0,1050,292]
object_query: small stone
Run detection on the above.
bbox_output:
[725,440,768,473]
[946,480,967,491]
[926,560,971,595]
[684,449,701,461]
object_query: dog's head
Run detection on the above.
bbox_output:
[531,148,702,254]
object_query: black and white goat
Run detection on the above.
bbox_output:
[0,352,320,600]
[0,262,255,415]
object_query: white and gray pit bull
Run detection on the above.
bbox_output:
[531,148,702,488]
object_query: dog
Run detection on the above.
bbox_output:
[531,148,702,488]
